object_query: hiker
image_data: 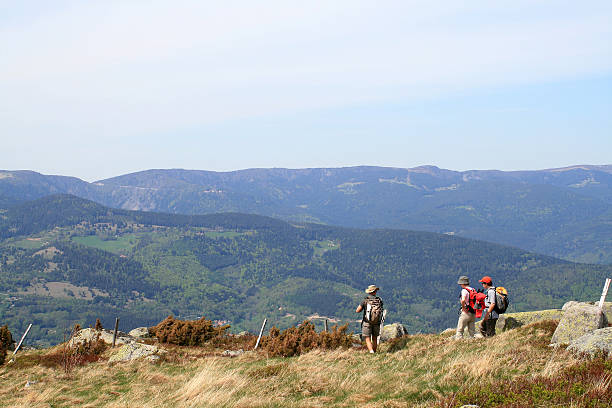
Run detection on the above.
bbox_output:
[479,276,499,337]
[356,285,384,353]
[455,276,476,339]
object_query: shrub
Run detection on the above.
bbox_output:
[445,358,612,408]
[149,316,229,346]
[0,325,13,366]
[386,335,412,353]
[40,327,107,372]
[258,321,353,357]
[94,319,103,331]
[0,325,13,351]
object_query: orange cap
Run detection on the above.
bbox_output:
[479,276,492,285]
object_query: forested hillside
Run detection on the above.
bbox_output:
[1,165,611,263]
[1,195,610,346]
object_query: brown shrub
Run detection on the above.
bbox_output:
[386,335,413,353]
[40,327,107,372]
[94,318,103,331]
[0,325,13,350]
[0,325,13,366]
[149,316,229,346]
[257,321,353,357]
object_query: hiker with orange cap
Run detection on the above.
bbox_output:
[356,285,384,353]
[479,276,498,337]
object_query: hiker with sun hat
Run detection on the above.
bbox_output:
[356,284,384,353]
[455,275,477,339]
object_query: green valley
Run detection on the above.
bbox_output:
[1,194,611,346]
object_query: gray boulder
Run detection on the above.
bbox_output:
[567,327,612,358]
[128,327,150,339]
[108,343,165,362]
[380,323,408,342]
[69,328,133,347]
[564,301,612,323]
[496,309,564,332]
[551,302,608,345]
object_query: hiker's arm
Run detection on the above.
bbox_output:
[460,293,468,312]
[356,304,363,313]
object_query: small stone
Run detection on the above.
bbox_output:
[222,349,244,357]
[146,355,161,362]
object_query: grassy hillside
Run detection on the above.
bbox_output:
[1,195,611,346]
[2,165,611,263]
[0,320,610,407]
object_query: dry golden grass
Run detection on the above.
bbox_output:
[0,320,604,408]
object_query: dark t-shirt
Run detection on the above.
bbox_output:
[361,295,383,324]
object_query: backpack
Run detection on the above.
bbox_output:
[493,287,509,314]
[462,287,478,313]
[364,296,384,324]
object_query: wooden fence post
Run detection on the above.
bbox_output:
[598,278,611,308]
[112,317,120,347]
[324,319,329,332]
[254,318,267,350]
[10,323,32,362]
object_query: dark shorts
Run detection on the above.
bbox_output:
[362,322,381,337]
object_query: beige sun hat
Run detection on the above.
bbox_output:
[457,276,470,285]
[365,284,379,294]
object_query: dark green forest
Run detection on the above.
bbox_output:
[1,195,610,346]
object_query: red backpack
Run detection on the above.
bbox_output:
[462,287,484,314]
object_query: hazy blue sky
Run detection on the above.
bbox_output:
[2,1,611,181]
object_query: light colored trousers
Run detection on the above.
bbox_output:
[455,311,476,338]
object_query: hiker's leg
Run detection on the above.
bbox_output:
[364,336,374,352]
[488,319,497,336]
[371,324,380,352]
[479,319,487,337]
[362,323,374,352]
[456,312,468,338]
[467,314,476,338]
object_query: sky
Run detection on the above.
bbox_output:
[1,1,611,181]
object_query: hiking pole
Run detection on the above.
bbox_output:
[9,323,32,363]
[377,310,387,345]
[598,278,611,308]
[254,318,267,350]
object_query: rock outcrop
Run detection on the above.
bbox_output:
[496,309,564,333]
[69,328,134,347]
[128,327,150,339]
[551,302,608,345]
[380,323,408,342]
[567,327,612,358]
[108,343,165,363]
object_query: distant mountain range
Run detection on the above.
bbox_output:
[2,194,610,345]
[1,164,611,263]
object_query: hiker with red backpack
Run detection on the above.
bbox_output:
[455,276,477,339]
[356,284,384,353]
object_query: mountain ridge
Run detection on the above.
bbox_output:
[1,164,611,263]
